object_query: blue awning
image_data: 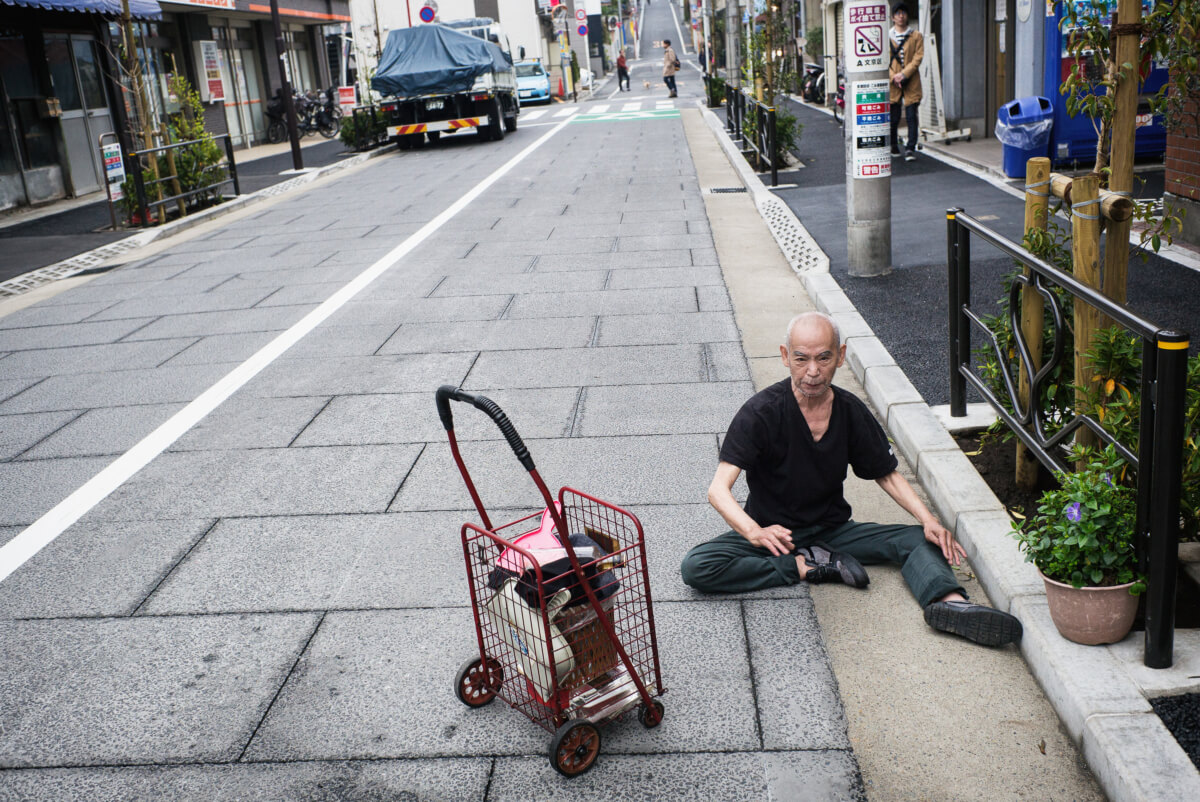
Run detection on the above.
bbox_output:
[0,0,162,19]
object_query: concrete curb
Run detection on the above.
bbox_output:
[0,143,397,299]
[698,99,1200,801]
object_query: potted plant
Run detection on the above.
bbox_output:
[1012,445,1145,645]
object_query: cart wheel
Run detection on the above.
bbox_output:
[454,656,503,707]
[549,719,601,777]
[638,700,665,729]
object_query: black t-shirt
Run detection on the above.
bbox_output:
[719,379,898,529]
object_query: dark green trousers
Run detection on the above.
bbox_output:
[680,520,965,608]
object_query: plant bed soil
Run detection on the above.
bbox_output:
[1150,693,1200,770]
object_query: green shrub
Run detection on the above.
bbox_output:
[339,107,386,148]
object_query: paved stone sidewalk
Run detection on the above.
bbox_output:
[0,91,863,797]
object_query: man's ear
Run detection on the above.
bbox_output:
[780,344,790,365]
[836,344,847,367]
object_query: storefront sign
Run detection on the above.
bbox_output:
[199,40,225,103]
[843,0,888,71]
[103,142,125,201]
[851,79,891,179]
[170,0,236,8]
[338,86,356,113]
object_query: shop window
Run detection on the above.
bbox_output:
[45,37,82,111]
[0,35,57,169]
[0,107,18,174]
[0,36,37,99]
[73,39,107,110]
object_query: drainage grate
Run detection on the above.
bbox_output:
[759,196,829,275]
[707,186,747,194]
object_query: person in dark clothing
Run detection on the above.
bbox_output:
[617,49,630,91]
[680,312,1023,647]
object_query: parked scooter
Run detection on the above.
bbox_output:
[800,63,825,104]
[833,69,846,126]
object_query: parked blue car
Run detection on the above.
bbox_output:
[516,59,552,104]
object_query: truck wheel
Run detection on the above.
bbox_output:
[504,111,517,133]
[487,100,504,141]
[406,133,425,150]
[427,131,441,144]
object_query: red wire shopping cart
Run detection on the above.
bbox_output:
[436,385,666,777]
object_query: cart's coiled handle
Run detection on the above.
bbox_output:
[436,384,535,471]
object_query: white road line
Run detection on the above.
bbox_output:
[622,102,642,112]
[554,106,579,117]
[522,109,548,120]
[668,0,688,53]
[586,104,610,114]
[655,101,673,109]
[0,116,576,586]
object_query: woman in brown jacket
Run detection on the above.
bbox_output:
[889,3,924,161]
[662,39,678,98]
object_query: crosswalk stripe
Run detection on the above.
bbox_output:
[621,102,641,112]
[655,101,674,109]
[554,106,579,117]
[522,109,547,120]
[585,104,610,114]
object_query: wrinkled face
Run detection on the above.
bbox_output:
[893,9,908,27]
[780,320,846,400]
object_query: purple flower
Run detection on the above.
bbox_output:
[1103,473,1114,487]
[1065,502,1082,523]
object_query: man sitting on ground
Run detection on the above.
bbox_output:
[680,312,1022,647]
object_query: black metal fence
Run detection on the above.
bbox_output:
[723,88,779,187]
[946,208,1189,668]
[128,134,239,227]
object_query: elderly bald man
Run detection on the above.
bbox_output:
[681,312,1022,647]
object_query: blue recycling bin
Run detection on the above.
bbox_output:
[996,96,1054,179]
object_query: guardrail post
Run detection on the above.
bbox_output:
[222,135,240,196]
[767,105,777,187]
[947,209,966,417]
[1144,331,1189,668]
[1136,337,1157,577]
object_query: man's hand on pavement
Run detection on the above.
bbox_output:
[924,520,966,566]
[744,524,794,556]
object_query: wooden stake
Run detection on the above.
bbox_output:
[1072,174,1102,457]
[1016,156,1051,489]
[1102,0,1141,311]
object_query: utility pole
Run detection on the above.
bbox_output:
[843,0,891,277]
[700,0,711,74]
[270,0,304,170]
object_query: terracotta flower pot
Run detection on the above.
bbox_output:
[1040,571,1139,645]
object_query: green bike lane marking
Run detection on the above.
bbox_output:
[572,109,681,123]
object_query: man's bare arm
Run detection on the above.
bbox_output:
[708,461,794,556]
[875,471,966,565]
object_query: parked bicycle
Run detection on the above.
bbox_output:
[265,88,339,142]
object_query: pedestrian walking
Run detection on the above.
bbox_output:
[889,2,924,161]
[681,312,1024,648]
[662,39,678,98]
[617,49,630,91]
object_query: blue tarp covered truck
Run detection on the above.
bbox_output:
[371,19,519,149]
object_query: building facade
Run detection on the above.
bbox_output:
[1,0,348,212]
